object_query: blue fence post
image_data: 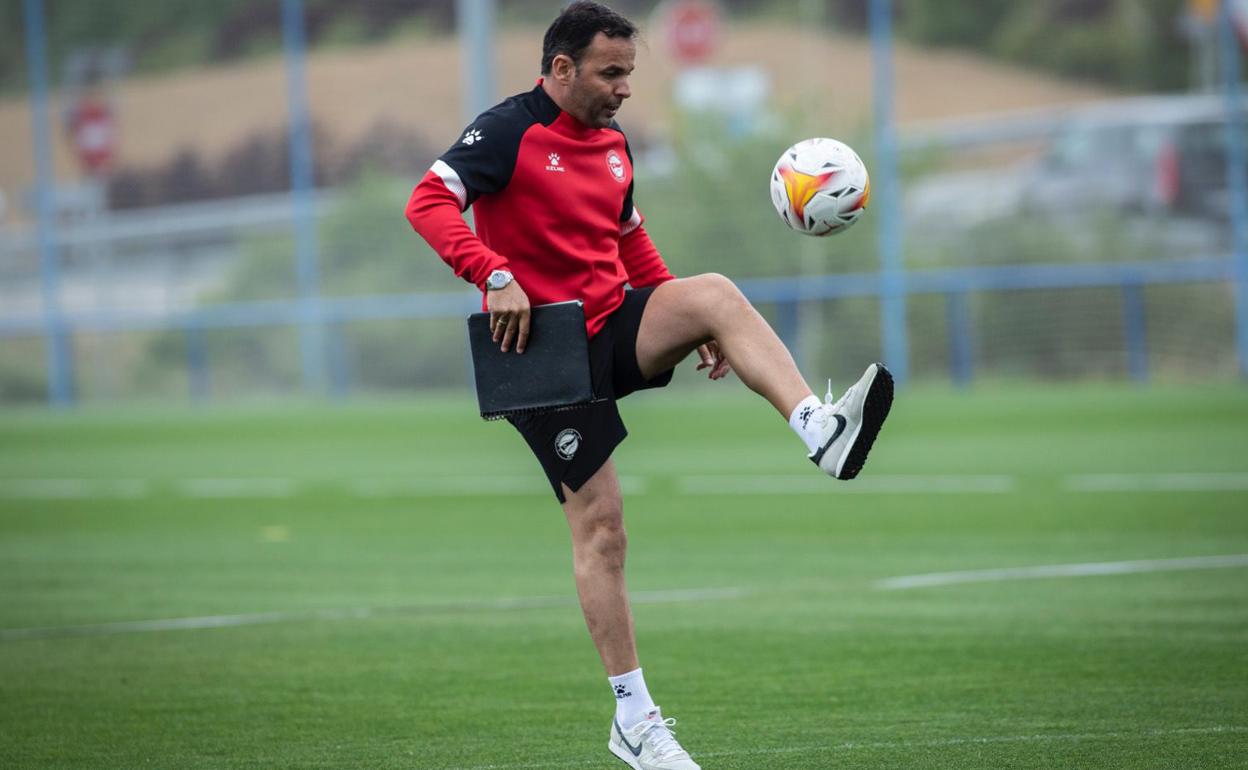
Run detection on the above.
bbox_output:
[282,0,326,396]
[458,0,497,123]
[1122,283,1149,383]
[327,321,351,400]
[1221,1,1248,379]
[187,324,210,402]
[775,300,802,373]
[870,0,909,385]
[23,0,74,406]
[946,291,973,387]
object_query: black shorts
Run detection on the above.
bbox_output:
[507,287,674,502]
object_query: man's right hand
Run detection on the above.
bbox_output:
[487,281,531,353]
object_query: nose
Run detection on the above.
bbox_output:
[616,78,631,100]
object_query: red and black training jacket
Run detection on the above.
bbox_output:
[406,82,673,338]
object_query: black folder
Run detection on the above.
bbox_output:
[467,300,597,420]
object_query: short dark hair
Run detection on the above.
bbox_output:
[540,2,637,75]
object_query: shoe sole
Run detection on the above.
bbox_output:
[608,740,643,769]
[836,362,894,480]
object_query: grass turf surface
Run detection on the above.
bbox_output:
[1,383,1247,769]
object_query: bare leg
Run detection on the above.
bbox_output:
[636,274,814,417]
[561,458,637,676]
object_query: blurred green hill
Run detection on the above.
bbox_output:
[1,0,1191,94]
[887,0,1190,92]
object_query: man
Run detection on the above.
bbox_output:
[406,4,893,768]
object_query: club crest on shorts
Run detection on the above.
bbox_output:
[555,428,581,461]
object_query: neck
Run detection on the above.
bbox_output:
[540,78,593,128]
[540,77,569,114]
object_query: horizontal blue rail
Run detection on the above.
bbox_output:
[0,291,482,336]
[734,255,1233,302]
[0,256,1233,338]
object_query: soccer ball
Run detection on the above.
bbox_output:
[770,137,871,237]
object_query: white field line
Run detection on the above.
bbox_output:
[444,725,1248,770]
[678,474,1016,495]
[349,476,648,497]
[350,477,550,497]
[877,554,1248,590]
[0,476,648,500]
[179,478,299,498]
[0,586,748,642]
[1064,472,1248,492]
[0,478,150,499]
[6,471,1248,499]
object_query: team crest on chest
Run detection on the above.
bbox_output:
[606,150,626,183]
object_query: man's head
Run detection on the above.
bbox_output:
[540,2,637,128]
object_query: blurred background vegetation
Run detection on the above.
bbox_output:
[0,0,1193,94]
[0,0,1239,403]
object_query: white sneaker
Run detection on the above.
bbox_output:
[608,707,701,770]
[810,362,894,480]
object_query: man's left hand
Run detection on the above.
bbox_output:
[696,342,731,380]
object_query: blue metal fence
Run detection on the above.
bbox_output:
[8,0,1248,405]
[870,0,909,386]
[1220,0,1248,379]
[0,255,1234,399]
[281,0,326,396]
[22,0,73,406]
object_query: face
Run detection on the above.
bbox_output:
[556,32,635,128]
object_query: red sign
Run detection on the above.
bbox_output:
[663,0,721,66]
[68,95,116,175]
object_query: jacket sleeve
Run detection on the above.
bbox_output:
[618,222,674,288]
[405,170,509,288]
[614,133,673,288]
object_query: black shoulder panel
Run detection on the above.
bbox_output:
[438,86,555,207]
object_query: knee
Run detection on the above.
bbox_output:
[574,501,627,570]
[692,272,749,315]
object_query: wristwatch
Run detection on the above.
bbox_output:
[485,269,513,291]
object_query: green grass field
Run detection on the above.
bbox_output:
[2,383,1247,769]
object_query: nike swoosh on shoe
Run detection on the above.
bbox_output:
[809,414,847,466]
[615,720,643,757]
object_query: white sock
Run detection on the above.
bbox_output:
[788,394,824,454]
[608,667,656,728]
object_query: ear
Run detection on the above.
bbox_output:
[550,53,576,84]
